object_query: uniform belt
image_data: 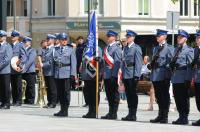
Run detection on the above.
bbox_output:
[174,66,187,70]
[55,63,71,68]
[154,66,166,69]
[125,62,135,68]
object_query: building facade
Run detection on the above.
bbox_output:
[5,0,200,54]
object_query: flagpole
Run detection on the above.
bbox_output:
[95,11,99,118]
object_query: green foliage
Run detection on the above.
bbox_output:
[171,0,179,4]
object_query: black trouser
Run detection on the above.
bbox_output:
[123,79,138,109]
[44,76,57,105]
[152,80,170,111]
[173,82,190,115]
[22,73,36,104]
[83,80,100,108]
[55,78,71,106]
[194,83,200,112]
[0,74,11,105]
[104,78,119,107]
[11,74,22,104]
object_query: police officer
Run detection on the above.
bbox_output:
[54,33,60,103]
[54,33,60,47]
[149,29,174,123]
[171,29,194,125]
[10,30,23,106]
[121,30,143,121]
[53,33,77,117]
[0,30,13,109]
[101,30,122,120]
[20,36,37,104]
[40,34,57,108]
[191,30,200,126]
[75,36,88,106]
[81,46,103,118]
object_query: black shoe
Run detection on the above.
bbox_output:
[101,113,111,119]
[54,105,68,117]
[159,110,168,124]
[82,112,96,118]
[108,113,117,120]
[192,119,200,126]
[15,102,22,106]
[43,105,49,108]
[101,107,118,120]
[82,106,93,118]
[54,110,68,117]
[0,104,10,109]
[48,104,56,108]
[101,112,117,119]
[159,118,168,124]
[101,107,112,119]
[82,104,88,107]
[121,115,136,121]
[172,117,188,125]
[150,116,163,123]
[121,109,137,121]
[150,110,162,123]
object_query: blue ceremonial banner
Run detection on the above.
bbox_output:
[85,11,98,78]
[85,11,97,60]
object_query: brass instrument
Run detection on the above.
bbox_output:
[22,79,27,102]
[36,56,47,106]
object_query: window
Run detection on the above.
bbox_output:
[138,0,150,15]
[180,0,188,16]
[193,0,199,16]
[48,0,55,16]
[7,0,14,16]
[24,0,27,16]
[84,0,104,14]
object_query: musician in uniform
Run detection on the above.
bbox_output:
[149,29,174,123]
[81,45,103,118]
[171,29,194,125]
[53,33,77,117]
[39,34,57,108]
[101,30,122,120]
[0,30,13,109]
[191,30,200,126]
[10,30,23,106]
[121,30,143,121]
[20,36,37,104]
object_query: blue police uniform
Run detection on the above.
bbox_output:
[121,30,143,121]
[101,30,122,120]
[53,33,77,117]
[191,30,200,126]
[20,36,37,104]
[41,34,57,108]
[0,30,13,109]
[149,29,174,124]
[171,29,194,125]
[81,46,103,118]
[10,30,24,105]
